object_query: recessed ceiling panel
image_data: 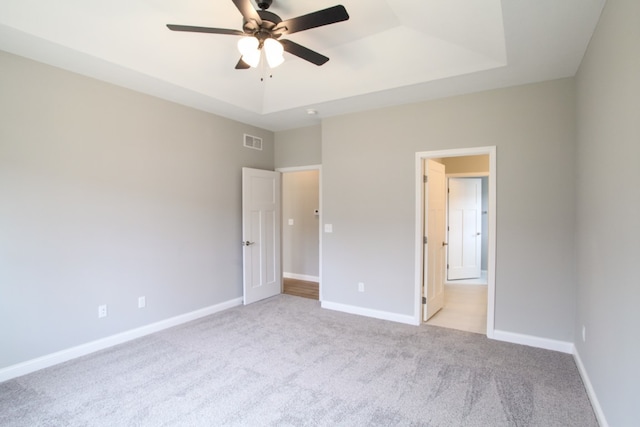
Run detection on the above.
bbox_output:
[0,0,606,130]
[262,25,506,113]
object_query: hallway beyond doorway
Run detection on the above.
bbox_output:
[426,284,487,334]
[445,270,488,285]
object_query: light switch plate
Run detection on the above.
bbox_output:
[324,224,333,233]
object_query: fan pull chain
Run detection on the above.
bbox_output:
[259,56,274,82]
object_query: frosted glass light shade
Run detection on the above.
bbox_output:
[237,37,260,67]
[264,38,284,68]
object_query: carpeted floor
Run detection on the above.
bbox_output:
[0,295,597,426]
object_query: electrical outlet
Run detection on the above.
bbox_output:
[358,282,365,292]
[138,296,146,309]
[98,304,107,318]
[582,326,586,342]
[288,218,294,226]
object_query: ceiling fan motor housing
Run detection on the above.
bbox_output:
[243,10,282,39]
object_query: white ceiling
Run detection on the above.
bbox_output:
[0,0,605,131]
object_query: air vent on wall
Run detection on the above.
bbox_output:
[243,134,263,150]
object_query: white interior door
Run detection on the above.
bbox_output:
[447,177,482,280]
[423,159,446,321]
[242,167,281,305]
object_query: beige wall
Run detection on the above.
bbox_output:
[275,125,321,168]
[282,171,320,278]
[440,155,489,174]
[322,78,577,340]
[575,0,640,424]
[0,51,274,368]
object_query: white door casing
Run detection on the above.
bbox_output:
[423,159,446,321]
[242,167,281,305]
[447,177,482,280]
[414,146,496,337]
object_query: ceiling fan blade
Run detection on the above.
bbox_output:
[276,5,349,35]
[232,0,262,26]
[235,57,251,69]
[167,24,245,36]
[280,39,329,66]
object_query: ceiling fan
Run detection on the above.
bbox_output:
[167,0,350,69]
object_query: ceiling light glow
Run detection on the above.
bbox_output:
[264,38,284,68]
[238,36,284,69]
[237,37,260,67]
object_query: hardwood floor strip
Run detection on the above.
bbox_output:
[283,278,319,300]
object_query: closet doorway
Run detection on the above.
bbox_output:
[278,166,321,301]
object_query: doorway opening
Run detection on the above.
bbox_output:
[414,147,496,337]
[277,165,322,301]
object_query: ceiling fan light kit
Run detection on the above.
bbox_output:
[237,36,283,69]
[237,37,261,67]
[167,0,349,70]
[263,38,284,68]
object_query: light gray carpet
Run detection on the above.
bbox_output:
[1,295,597,426]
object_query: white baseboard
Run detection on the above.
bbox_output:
[0,297,243,383]
[283,272,319,282]
[492,329,574,354]
[573,347,609,427]
[321,301,419,326]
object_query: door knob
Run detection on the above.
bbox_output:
[243,241,255,246]
[442,242,448,246]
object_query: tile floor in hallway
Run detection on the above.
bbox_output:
[426,283,488,334]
